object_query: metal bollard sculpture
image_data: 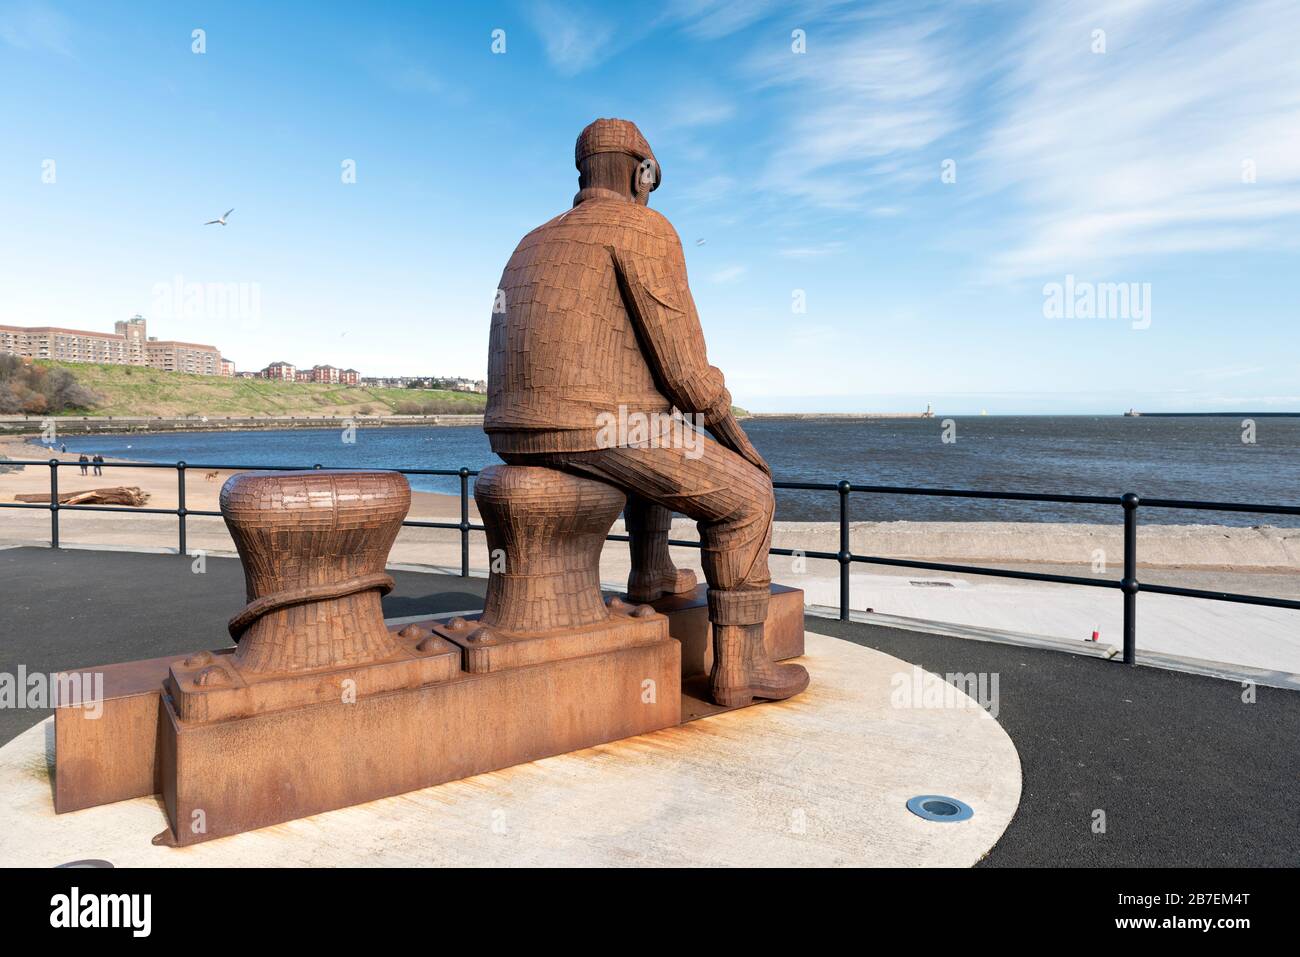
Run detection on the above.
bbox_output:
[222,470,409,673]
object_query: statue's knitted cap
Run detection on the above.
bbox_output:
[575,118,658,187]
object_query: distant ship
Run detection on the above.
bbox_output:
[1124,408,1141,417]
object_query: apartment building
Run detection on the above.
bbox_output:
[261,361,297,381]
[145,338,222,375]
[0,316,223,375]
[271,363,361,384]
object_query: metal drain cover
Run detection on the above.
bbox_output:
[906,795,973,822]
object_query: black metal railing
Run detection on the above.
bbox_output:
[3,457,1298,667]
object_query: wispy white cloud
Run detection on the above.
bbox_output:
[710,264,747,283]
[383,61,444,97]
[1187,364,1268,382]
[667,0,862,40]
[744,15,968,207]
[524,1,621,75]
[660,92,735,130]
[361,42,447,97]
[668,0,785,40]
[676,173,738,206]
[0,0,72,56]
[1199,394,1300,407]
[977,0,1300,281]
[778,242,844,259]
[526,0,859,75]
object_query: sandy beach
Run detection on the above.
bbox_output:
[2,436,1297,676]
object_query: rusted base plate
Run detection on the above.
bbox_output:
[429,600,668,673]
[54,653,204,813]
[164,633,462,723]
[54,584,807,833]
[680,674,733,722]
[153,631,680,846]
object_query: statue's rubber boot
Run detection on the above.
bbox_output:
[707,588,808,707]
[625,502,698,602]
[627,566,697,603]
[709,623,809,707]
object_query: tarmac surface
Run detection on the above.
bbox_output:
[816,617,1300,867]
[2,545,1296,867]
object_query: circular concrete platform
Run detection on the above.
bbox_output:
[0,633,1021,866]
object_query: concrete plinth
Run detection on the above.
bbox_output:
[0,633,1021,867]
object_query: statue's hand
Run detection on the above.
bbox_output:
[708,412,771,477]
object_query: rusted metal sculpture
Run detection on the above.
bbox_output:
[485,117,808,707]
[56,467,680,844]
[50,119,809,847]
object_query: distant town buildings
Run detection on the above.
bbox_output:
[0,316,480,392]
[258,362,360,384]
[361,375,486,393]
[0,316,225,375]
[261,361,297,381]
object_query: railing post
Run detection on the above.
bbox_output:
[459,468,471,577]
[1121,492,1140,665]
[177,461,187,556]
[838,480,851,621]
[48,459,59,549]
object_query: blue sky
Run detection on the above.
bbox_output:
[1,0,1297,413]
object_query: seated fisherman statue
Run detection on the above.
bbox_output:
[485,117,808,707]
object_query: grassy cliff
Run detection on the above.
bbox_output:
[32,361,485,417]
[27,361,749,419]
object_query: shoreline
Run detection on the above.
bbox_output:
[4,436,1297,674]
[5,412,1300,440]
[0,416,483,436]
[1,436,1295,571]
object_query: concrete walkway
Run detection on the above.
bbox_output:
[802,568,1300,676]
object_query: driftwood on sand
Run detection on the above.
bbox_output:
[14,486,150,507]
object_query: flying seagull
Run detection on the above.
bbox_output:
[204,208,234,226]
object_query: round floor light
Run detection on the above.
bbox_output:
[907,795,973,822]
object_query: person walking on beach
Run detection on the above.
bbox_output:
[485,118,808,708]
[78,454,89,476]
[92,454,103,477]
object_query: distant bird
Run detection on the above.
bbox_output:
[204,208,234,226]
[695,238,706,246]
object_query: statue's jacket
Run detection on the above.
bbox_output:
[486,186,731,455]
